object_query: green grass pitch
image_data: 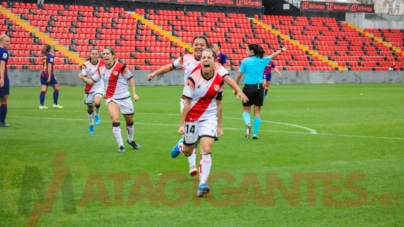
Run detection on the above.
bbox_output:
[0,84,403,227]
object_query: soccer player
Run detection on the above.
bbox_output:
[78,48,105,134]
[235,44,286,139]
[179,49,246,197]
[39,45,63,109]
[212,42,226,66]
[147,36,244,177]
[0,34,10,127]
[263,61,281,98]
[78,47,141,152]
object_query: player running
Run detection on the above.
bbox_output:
[147,35,246,177]
[78,47,141,152]
[78,48,105,134]
[179,49,246,197]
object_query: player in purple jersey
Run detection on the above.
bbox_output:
[263,61,281,98]
[0,34,10,127]
[39,45,63,109]
[212,42,227,66]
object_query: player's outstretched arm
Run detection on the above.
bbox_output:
[274,68,282,76]
[270,47,287,60]
[78,72,95,85]
[147,63,175,81]
[224,76,248,103]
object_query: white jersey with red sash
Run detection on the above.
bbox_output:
[183,69,226,122]
[173,54,201,83]
[174,54,229,105]
[91,61,133,100]
[82,59,105,94]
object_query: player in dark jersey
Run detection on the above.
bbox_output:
[39,45,63,109]
[0,34,11,127]
[263,61,281,98]
[212,42,227,66]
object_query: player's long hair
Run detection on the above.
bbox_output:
[212,41,221,49]
[192,35,210,50]
[87,47,99,62]
[41,45,53,56]
[104,46,115,56]
[248,44,265,58]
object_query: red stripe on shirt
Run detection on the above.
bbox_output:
[186,73,223,122]
[105,62,123,99]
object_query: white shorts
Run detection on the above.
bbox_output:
[183,118,218,145]
[84,91,104,105]
[106,97,134,115]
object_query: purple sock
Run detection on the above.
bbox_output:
[53,90,59,105]
[40,91,46,106]
[0,104,7,123]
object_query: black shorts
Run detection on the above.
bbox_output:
[242,84,264,107]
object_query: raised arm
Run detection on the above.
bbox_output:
[269,47,287,60]
[78,70,97,85]
[147,63,175,81]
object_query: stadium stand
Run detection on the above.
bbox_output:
[0,1,403,71]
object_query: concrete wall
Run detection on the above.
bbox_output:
[8,70,404,86]
[346,12,404,29]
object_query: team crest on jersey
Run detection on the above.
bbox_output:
[113,71,119,76]
[214,85,220,91]
[2,53,7,58]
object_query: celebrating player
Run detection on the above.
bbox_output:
[78,47,141,152]
[236,44,286,139]
[0,34,10,127]
[78,48,105,134]
[39,45,63,109]
[263,61,281,98]
[147,35,245,177]
[179,49,246,197]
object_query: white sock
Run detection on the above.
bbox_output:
[88,113,93,125]
[112,125,123,146]
[126,123,134,142]
[199,153,212,185]
[188,148,197,166]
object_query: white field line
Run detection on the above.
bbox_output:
[11,115,404,140]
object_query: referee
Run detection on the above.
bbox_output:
[235,44,286,139]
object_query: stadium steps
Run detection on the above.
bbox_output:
[0,6,84,66]
[252,18,347,71]
[130,12,194,53]
[344,22,403,57]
